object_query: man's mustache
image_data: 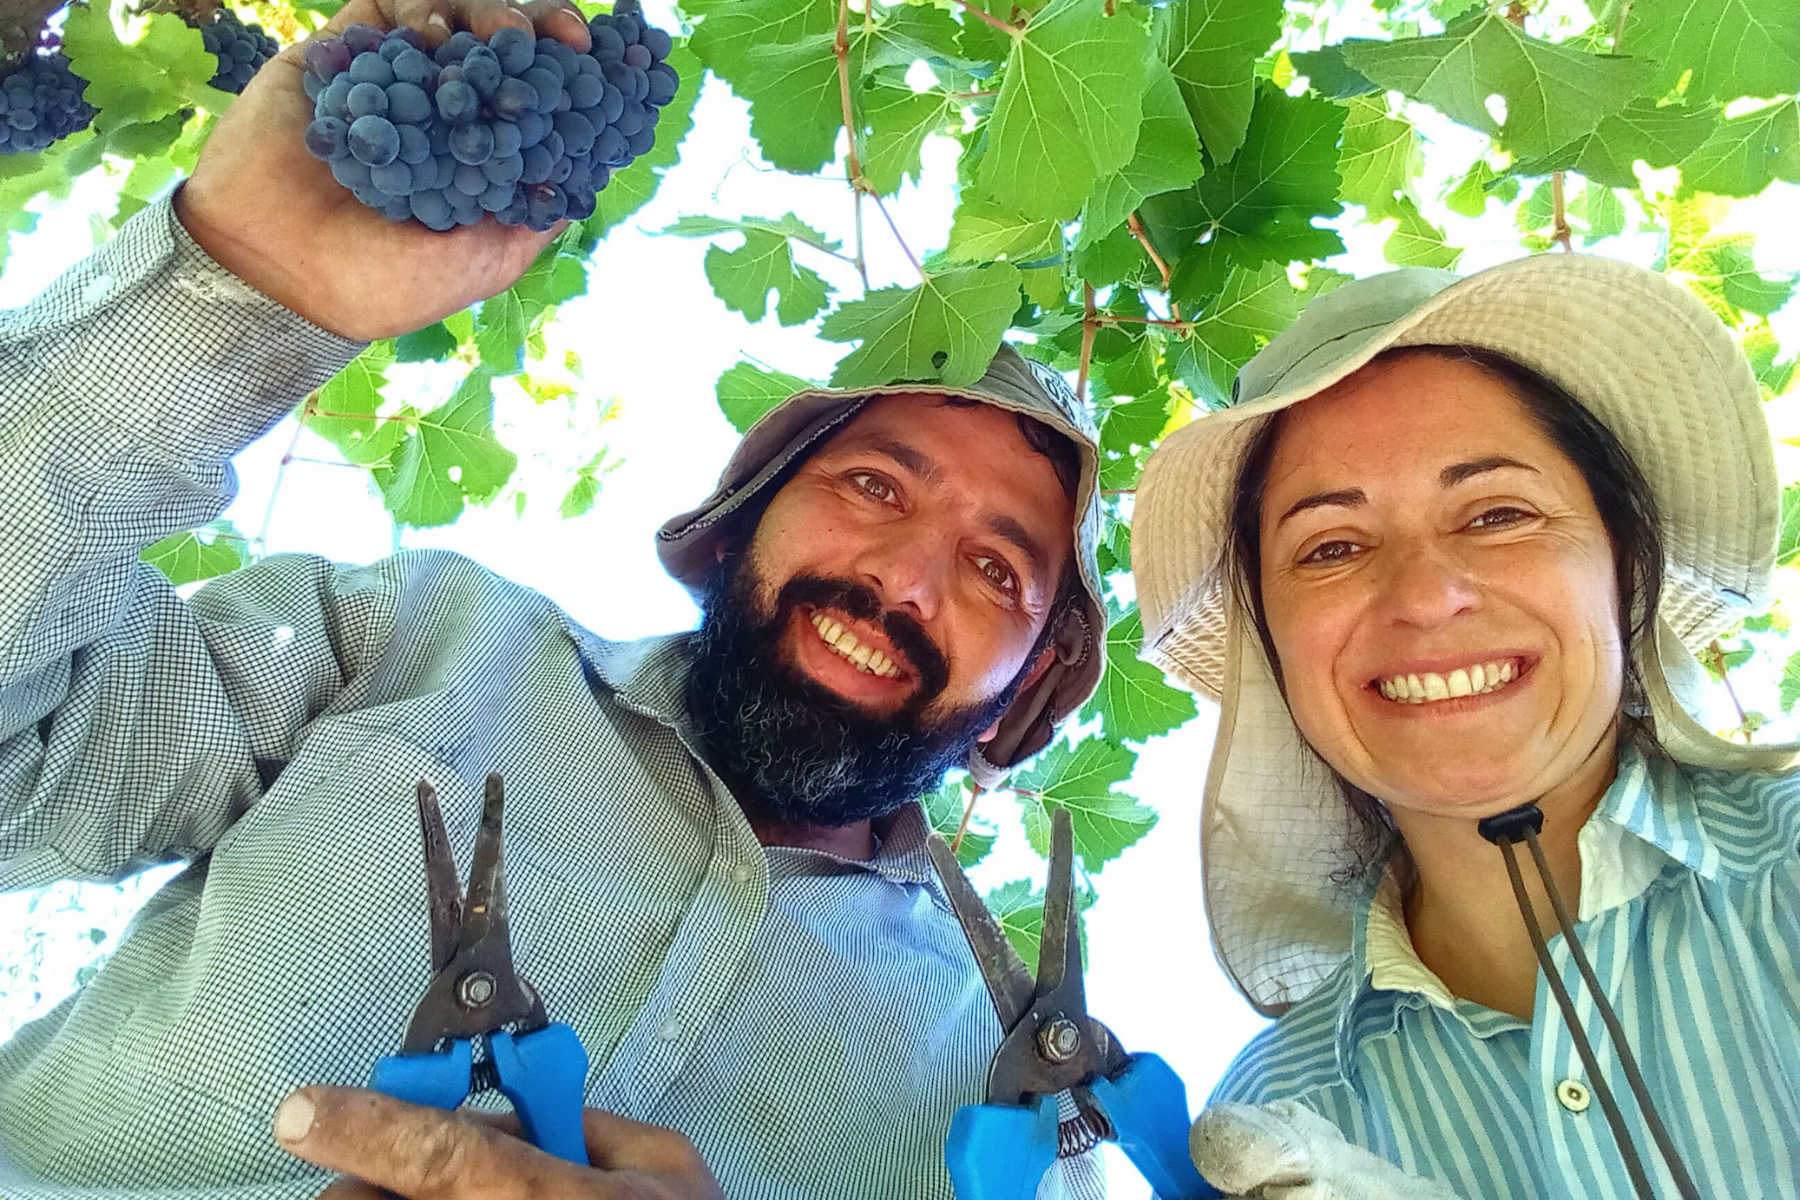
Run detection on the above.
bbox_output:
[772,575,951,702]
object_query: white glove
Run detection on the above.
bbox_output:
[1190,1100,1465,1200]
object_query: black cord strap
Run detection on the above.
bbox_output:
[1520,825,1702,1200]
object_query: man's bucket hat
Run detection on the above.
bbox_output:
[657,345,1107,786]
[1133,252,1799,1016]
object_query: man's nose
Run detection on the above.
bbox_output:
[1376,538,1481,631]
[851,521,951,625]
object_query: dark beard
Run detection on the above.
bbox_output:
[684,555,1017,829]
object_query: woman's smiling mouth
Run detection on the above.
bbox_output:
[1373,657,1527,704]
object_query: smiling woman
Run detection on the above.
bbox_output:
[1133,254,1800,1200]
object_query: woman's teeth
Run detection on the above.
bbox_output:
[809,612,901,679]
[1378,660,1517,704]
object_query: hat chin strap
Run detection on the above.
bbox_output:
[1477,806,1700,1200]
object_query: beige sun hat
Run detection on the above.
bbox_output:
[657,344,1106,786]
[1133,252,1800,1017]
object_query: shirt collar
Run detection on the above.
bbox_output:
[562,620,945,890]
[1335,742,1714,1072]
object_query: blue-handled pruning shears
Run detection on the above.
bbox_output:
[927,808,1222,1200]
[368,775,591,1165]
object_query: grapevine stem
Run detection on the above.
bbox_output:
[950,0,1022,36]
[1706,639,1754,740]
[1077,284,1097,404]
[950,783,983,856]
[833,0,870,194]
[1612,0,1632,49]
[256,410,308,550]
[948,89,1000,100]
[871,191,925,280]
[1095,314,1193,331]
[852,190,870,289]
[1551,172,1573,251]
[1128,212,1181,321]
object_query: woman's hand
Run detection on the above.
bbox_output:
[176,0,591,342]
[1192,1100,1465,1200]
[275,1086,727,1200]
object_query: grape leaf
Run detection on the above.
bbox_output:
[1621,0,1800,103]
[1079,607,1198,742]
[308,342,405,468]
[1073,221,1155,289]
[1011,737,1156,870]
[862,84,958,196]
[976,0,1152,221]
[947,200,1061,263]
[1077,62,1204,248]
[1171,261,1308,408]
[1339,13,1656,159]
[1678,98,1800,199]
[559,450,617,519]
[1778,483,1800,567]
[1098,391,1169,456]
[716,361,816,433]
[821,263,1023,388]
[920,777,997,868]
[1510,101,1720,189]
[1781,650,1800,714]
[474,290,527,372]
[1574,184,1627,244]
[982,877,1096,967]
[686,0,834,86]
[585,43,701,242]
[1337,95,1422,215]
[140,520,251,586]
[1381,197,1461,269]
[708,232,834,325]
[1288,43,1380,100]
[733,33,852,175]
[374,370,519,528]
[1095,518,1131,576]
[62,9,229,131]
[1155,0,1285,163]
[396,322,458,363]
[1443,159,1517,217]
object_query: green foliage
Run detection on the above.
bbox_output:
[664,214,838,325]
[981,876,1095,967]
[141,520,251,585]
[716,362,817,433]
[1009,738,1156,870]
[1155,0,1284,163]
[820,264,1023,387]
[921,777,998,868]
[1080,607,1198,742]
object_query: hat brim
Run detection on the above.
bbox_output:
[1134,253,1795,1014]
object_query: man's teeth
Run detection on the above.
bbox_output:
[809,613,901,679]
[1377,660,1517,704]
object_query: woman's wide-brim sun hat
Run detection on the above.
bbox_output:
[1133,252,1799,1017]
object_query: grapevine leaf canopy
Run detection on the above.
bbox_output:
[975,0,1152,222]
[984,876,1096,967]
[140,521,251,587]
[308,342,404,469]
[1172,262,1312,408]
[1622,0,1800,103]
[1339,12,1657,159]
[861,84,958,196]
[946,200,1061,264]
[1677,98,1800,198]
[1077,62,1204,249]
[1510,100,1721,189]
[820,263,1023,388]
[1080,608,1198,742]
[716,361,818,434]
[684,0,833,86]
[920,777,998,869]
[1381,197,1462,270]
[663,215,838,326]
[61,8,226,131]
[1010,738,1157,870]
[1336,95,1423,215]
[1154,0,1285,164]
[372,370,519,527]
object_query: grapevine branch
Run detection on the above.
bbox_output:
[1705,639,1755,740]
[1077,284,1098,404]
[834,0,872,288]
[1128,212,1181,321]
[1550,171,1573,252]
[255,408,310,550]
[949,0,1021,37]
[871,191,925,280]
[950,783,984,855]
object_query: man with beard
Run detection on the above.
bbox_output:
[0,3,1112,1196]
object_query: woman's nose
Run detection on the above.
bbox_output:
[1376,541,1481,630]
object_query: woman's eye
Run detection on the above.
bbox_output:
[850,472,896,502]
[974,556,1019,594]
[1468,506,1532,529]
[1298,540,1359,565]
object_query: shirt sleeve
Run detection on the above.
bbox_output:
[0,188,371,887]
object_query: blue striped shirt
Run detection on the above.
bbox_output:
[1211,744,1800,1199]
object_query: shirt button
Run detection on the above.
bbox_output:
[657,1018,683,1043]
[729,864,753,885]
[1556,1079,1591,1113]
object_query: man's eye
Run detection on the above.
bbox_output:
[974,555,1019,594]
[850,472,896,502]
[1298,540,1359,565]
[1468,506,1532,529]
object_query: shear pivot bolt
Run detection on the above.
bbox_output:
[1037,1017,1081,1063]
[458,970,497,1008]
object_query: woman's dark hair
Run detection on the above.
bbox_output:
[1225,345,1666,858]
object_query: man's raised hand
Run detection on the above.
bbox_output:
[176,0,591,342]
[274,1086,727,1200]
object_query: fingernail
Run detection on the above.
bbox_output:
[273,1092,316,1144]
[427,13,449,29]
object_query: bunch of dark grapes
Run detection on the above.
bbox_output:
[193,7,281,94]
[300,0,677,232]
[0,48,95,155]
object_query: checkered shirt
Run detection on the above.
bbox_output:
[0,194,1101,1200]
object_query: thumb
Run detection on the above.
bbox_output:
[1190,1102,1318,1196]
[580,1110,713,1176]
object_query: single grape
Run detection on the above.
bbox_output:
[436,80,480,124]
[453,205,483,227]
[378,37,411,64]
[515,109,547,148]
[385,81,432,124]
[392,48,436,87]
[553,110,594,156]
[304,37,352,82]
[453,162,488,196]
[576,56,605,79]
[518,67,559,112]
[596,83,624,125]
[491,120,523,158]
[432,154,459,189]
[640,26,672,61]
[436,30,482,66]
[464,52,503,97]
[540,129,565,161]
[347,53,396,87]
[490,26,537,75]
[600,60,631,93]
[371,158,416,195]
[529,53,566,87]
[613,98,645,137]
[479,179,518,212]
[645,62,677,106]
[565,186,597,221]
[351,182,386,208]
[429,122,452,155]
[397,122,432,164]
[626,65,649,103]
[410,189,456,232]
[612,14,641,45]
[592,125,626,165]
[304,116,350,160]
[341,24,385,55]
[348,113,401,167]
[303,72,326,102]
[347,81,389,119]
[495,195,530,227]
[547,155,572,185]
[567,73,603,110]
[449,121,496,166]
[525,184,568,230]
[623,43,651,70]
[320,75,353,120]
[481,151,524,186]
[543,40,580,78]
[490,77,536,120]
[588,24,625,61]
[382,194,415,222]
[331,155,373,190]
[626,123,655,157]
[390,27,428,51]
[520,143,553,184]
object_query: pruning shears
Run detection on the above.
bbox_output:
[928,807,1221,1200]
[368,774,591,1164]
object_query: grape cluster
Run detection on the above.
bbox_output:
[300,0,677,233]
[195,7,282,94]
[0,49,96,156]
